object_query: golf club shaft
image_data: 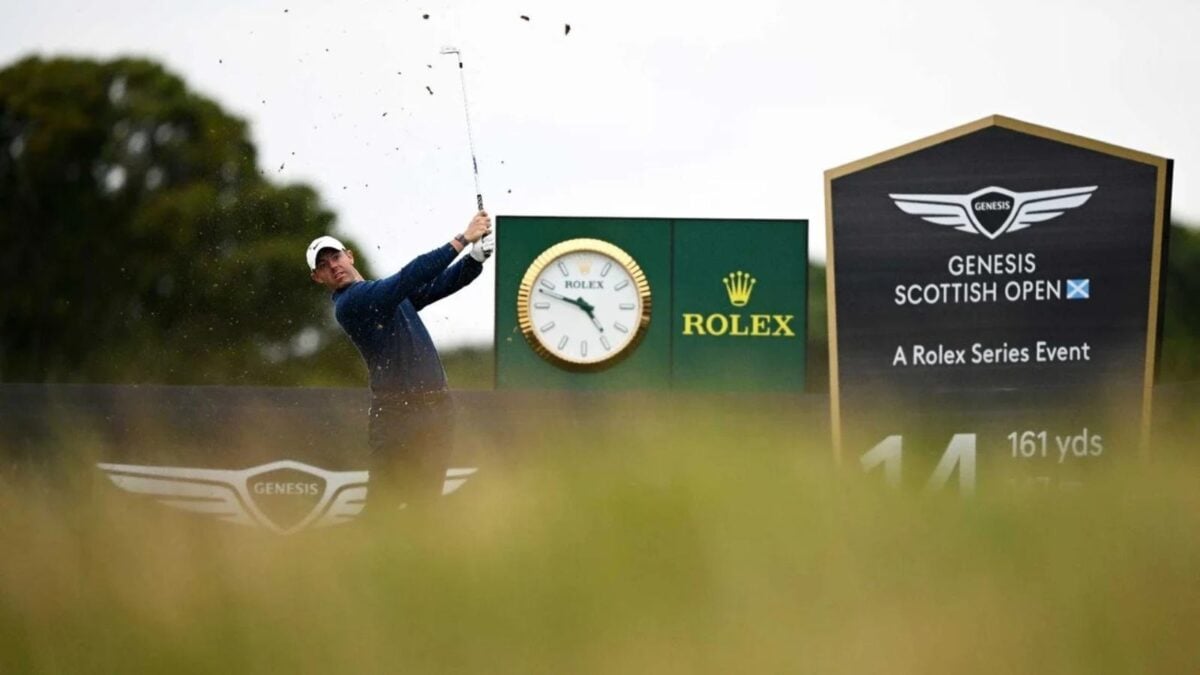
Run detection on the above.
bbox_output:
[451,52,484,211]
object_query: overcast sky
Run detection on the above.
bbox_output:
[4,0,1197,347]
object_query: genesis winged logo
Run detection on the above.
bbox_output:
[889,185,1097,239]
[97,460,369,535]
[97,460,480,534]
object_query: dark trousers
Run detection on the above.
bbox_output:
[367,390,456,511]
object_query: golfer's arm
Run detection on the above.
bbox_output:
[372,243,459,307]
[411,257,483,309]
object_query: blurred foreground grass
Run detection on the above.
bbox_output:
[0,398,1197,674]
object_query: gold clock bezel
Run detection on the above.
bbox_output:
[516,238,653,372]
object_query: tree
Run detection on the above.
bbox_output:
[1160,222,1200,381]
[0,56,371,385]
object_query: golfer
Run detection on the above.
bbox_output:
[307,211,494,509]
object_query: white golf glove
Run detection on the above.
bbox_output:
[470,231,495,262]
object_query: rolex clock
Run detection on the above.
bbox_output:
[517,238,653,372]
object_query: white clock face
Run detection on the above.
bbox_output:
[518,239,652,371]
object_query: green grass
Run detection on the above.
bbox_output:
[1,399,1197,674]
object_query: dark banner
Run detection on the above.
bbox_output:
[3,383,1195,531]
[0,385,829,534]
[825,116,1172,493]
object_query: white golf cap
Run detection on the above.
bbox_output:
[306,235,347,270]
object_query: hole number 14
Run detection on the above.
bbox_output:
[859,434,977,496]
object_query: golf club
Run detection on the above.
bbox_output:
[440,46,485,212]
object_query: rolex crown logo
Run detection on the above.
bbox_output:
[723,271,756,307]
[578,259,592,275]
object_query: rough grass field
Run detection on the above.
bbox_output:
[1,398,1197,674]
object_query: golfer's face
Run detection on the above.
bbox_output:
[314,249,354,288]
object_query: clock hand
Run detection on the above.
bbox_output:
[563,295,604,332]
[538,288,593,314]
[563,296,605,333]
[537,288,574,303]
[538,288,589,311]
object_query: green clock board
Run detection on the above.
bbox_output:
[495,216,808,391]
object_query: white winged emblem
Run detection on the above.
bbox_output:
[889,185,1097,239]
[97,460,480,535]
[97,460,370,535]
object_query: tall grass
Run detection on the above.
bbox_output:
[0,397,1196,674]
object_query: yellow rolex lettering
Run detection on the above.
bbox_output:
[679,313,797,338]
[729,314,749,336]
[751,314,771,336]
[705,314,729,336]
[772,315,795,337]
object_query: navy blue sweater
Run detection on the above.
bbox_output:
[331,243,482,396]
